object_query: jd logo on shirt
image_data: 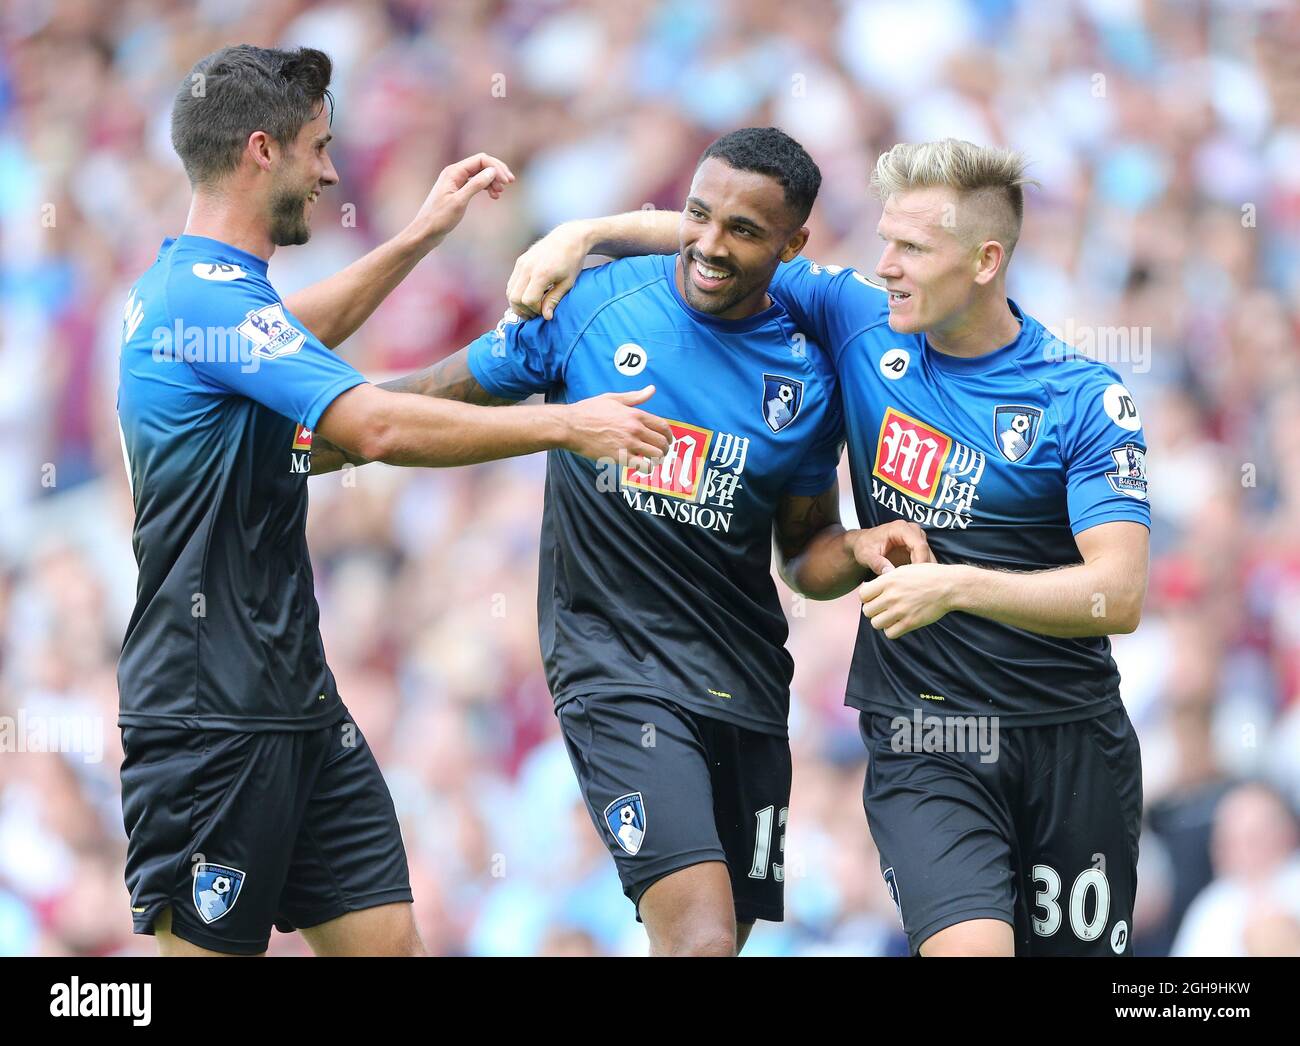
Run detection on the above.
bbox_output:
[762,374,803,433]
[1103,383,1141,431]
[880,348,910,380]
[614,342,647,376]
[192,261,246,281]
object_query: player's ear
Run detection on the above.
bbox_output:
[779,226,810,263]
[972,239,1005,286]
[246,130,276,174]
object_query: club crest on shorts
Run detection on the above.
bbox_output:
[193,863,245,925]
[762,374,804,433]
[993,404,1042,462]
[882,866,903,925]
[604,792,646,855]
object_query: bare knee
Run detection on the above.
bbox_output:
[639,861,739,957]
[302,902,424,957]
[653,919,736,957]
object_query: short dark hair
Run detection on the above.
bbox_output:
[697,127,822,225]
[171,45,334,187]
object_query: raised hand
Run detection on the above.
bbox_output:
[412,152,516,247]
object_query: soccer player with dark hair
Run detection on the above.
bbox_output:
[316,125,933,955]
[117,44,673,957]
[508,137,1151,957]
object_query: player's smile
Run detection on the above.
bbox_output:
[689,250,735,292]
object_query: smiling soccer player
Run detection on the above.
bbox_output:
[507,137,1151,957]
[324,127,933,954]
[116,44,671,957]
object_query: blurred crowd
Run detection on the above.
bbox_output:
[2,0,1299,956]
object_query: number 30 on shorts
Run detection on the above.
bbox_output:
[1030,862,1110,941]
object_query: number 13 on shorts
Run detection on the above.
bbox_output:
[748,805,788,881]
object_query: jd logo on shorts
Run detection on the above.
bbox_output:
[193,863,245,925]
[604,792,646,855]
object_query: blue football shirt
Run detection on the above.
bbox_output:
[771,255,1152,724]
[117,234,366,730]
[467,253,844,736]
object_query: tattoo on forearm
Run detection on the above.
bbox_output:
[379,350,515,406]
[311,436,367,469]
[775,488,841,560]
[310,349,517,472]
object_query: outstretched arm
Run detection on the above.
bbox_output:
[312,380,672,473]
[285,153,515,348]
[309,347,517,473]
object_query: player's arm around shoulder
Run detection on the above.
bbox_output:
[768,255,890,354]
[774,482,934,601]
[506,211,679,319]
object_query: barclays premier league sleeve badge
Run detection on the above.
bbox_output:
[238,302,306,360]
[603,792,646,855]
[193,863,245,924]
[1105,443,1148,500]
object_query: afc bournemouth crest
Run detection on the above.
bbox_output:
[762,374,804,433]
[993,404,1042,462]
[882,866,903,925]
[193,863,245,925]
[603,792,646,856]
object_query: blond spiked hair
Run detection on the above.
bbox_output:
[870,139,1037,257]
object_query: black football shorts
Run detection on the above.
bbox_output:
[121,712,412,954]
[558,692,792,924]
[860,703,1142,956]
